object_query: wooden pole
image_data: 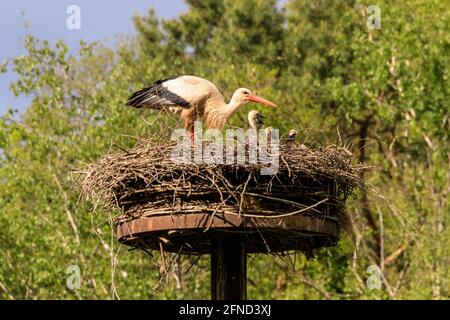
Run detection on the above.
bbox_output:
[211,239,247,300]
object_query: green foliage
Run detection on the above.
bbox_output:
[0,0,448,299]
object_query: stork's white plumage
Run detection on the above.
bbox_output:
[126,75,276,139]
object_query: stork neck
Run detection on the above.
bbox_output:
[225,99,243,118]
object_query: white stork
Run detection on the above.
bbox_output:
[126,75,276,139]
[265,126,274,142]
[285,129,298,145]
[285,129,308,149]
[247,110,265,130]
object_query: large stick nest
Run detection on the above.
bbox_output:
[75,138,365,254]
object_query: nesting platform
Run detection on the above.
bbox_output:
[77,138,362,299]
[116,212,339,254]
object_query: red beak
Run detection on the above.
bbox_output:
[248,94,277,107]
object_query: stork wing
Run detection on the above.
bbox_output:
[126,77,192,109]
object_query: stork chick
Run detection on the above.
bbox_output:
[248,110,264,130]
[264,126,274,144]
[285,129,298,145]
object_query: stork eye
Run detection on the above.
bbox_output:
[243,91,250,95]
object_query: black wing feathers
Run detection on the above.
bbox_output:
[126,77,191,109]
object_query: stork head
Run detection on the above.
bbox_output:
[288,129,298,138]
[232,88,277,108]
[248,110,264,129]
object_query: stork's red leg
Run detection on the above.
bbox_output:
[184,118,195,143]
[189,127,195,141]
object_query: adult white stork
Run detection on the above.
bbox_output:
[126,75,276,139]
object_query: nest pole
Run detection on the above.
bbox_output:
[211,238,247,300]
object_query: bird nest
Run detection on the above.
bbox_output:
[75,138,364,255]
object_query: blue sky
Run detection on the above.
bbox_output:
[0,0,186,116]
